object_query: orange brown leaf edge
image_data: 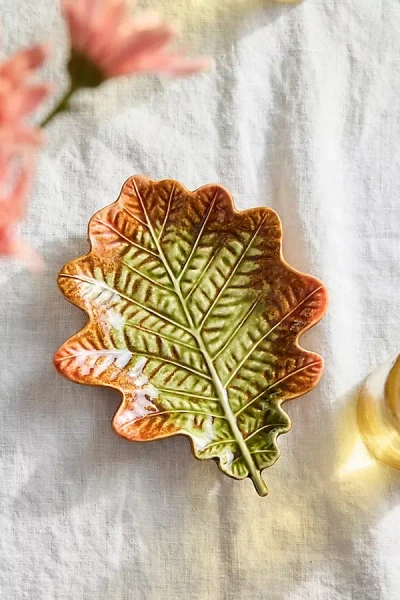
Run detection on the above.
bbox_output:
[54,176,328,497]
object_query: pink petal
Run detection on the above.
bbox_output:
[83,1,118,62]
[101,10,171,70]
[15,84,52,118]
[104,0,129,26]
[0,159,42,270]
[85,0,108,34]
[131,9,166,29]
[84,0,104,18]
[0,228,44,271]
[106,25,176,75]
[0,44,48,82]
[62,1,91,50]
[10,161,33,220]
[74,0,108,44]
[0,226,15,253]
[12,238,45,271]
[154,55,212,77]
[85,1,128,62]
[116,50,212,77]
[0,158,7,181]
[11,127,45,147]
[0,159,32,224]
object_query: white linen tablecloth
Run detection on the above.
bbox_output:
[1,0,400,598]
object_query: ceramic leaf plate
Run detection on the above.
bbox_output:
[55,176,328,496]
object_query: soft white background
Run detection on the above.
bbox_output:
[1,0,400,598]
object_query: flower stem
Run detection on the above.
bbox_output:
[40,84,76,128]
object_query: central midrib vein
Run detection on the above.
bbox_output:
[131,182,268,496]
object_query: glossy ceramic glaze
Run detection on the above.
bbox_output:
[54,176,328,496]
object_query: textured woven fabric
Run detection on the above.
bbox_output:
[1,0,400,598]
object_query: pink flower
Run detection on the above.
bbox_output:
[0,44,50,269]
[0,44,50,150]
[0,154,44,271]
[61,0,211,85]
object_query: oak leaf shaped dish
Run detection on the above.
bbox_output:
[55,176,328,496]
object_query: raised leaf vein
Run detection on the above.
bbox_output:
[185,241,223,299]
[121,260,174,292]
[131,350,212,381]
[155,388,220,402]
[201,439,236,451]
[60,274,191,333]
[198,215,267,330]
[121,203,150,229]
[124,321,198,351]
[119,410,226,428]
[95,218,159,258]
[178,191,218,281]
[244,423,286,444]
[234,360,322,417]
[224,286,323,387]
[158,184,175,241]
[212,295,261,361]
